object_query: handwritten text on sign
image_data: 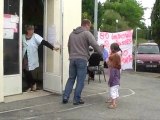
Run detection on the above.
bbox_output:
[98,30,133,70]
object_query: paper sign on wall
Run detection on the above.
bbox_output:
[4,14,19,33]
[3,29,14,39]
[47,25,56,45]
[11,15,19,23]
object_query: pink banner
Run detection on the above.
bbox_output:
[98,30,133,70]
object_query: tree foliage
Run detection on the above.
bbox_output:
[100,0,144,32]
[82,0,105,29]
[82,0,146,39]
[100,10,129,32]
[82,0,94,23]
[151,0,160,44]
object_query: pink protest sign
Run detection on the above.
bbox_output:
[98,30,133,70]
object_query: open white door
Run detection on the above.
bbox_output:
[43,0,62,94]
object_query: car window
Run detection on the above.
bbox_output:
[137,45,160,54]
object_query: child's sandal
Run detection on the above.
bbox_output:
[108,104,117,109]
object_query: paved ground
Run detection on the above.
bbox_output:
[0,70,160,120]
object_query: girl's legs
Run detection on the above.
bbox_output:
[111,98,117,106]
[108,85,119,108]
[106,87,112,103]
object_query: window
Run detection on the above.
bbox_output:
[137,45,160,54]
[3,0,20,75]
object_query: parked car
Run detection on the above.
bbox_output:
[133,42,160,71]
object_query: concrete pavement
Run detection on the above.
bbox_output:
[0,70,160,120]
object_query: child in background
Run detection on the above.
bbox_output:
[100,44,108,62]
[106,53,121,109]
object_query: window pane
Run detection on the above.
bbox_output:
[3,0,20,75]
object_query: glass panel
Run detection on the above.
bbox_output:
[3,0,20,75]
[46,49,53,72]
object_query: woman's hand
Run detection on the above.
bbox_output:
[53,47,60,51]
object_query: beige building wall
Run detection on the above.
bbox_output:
[0,0,82,100]
[0,0,4,102]
[62,0,82,89]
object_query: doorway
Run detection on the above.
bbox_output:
[22,0,63,94]
[22,0,44,92]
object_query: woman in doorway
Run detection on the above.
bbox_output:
[22,25,59,92]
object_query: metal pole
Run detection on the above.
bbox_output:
[151,29,152,40]
[134,28,138,72]
[94,0,98,40]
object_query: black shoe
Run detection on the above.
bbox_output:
[73,99,85,105]
[88,77,94,81]
[62,99,68,104]
[91,77,95,81]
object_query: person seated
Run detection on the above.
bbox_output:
[88,52,103,80]
[100,44,109,68]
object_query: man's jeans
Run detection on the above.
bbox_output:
[63,58,87,102]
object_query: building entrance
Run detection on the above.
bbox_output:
[22,0,44,92]
[3,0,63,97]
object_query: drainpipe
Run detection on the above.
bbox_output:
[60,0,64,94]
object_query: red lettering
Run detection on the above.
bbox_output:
[104,40,110,48]
[123,50,128,56]
[100,32,109,40]
[100,32,105,40]
[121,55,133,63]
[115,39,132,46]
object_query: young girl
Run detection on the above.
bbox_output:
[107,53,121,109]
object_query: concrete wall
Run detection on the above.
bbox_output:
[0,0,4,102]
[62,0,82,89]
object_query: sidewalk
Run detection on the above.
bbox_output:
[0,70,160,120]
[0,73,108,120]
